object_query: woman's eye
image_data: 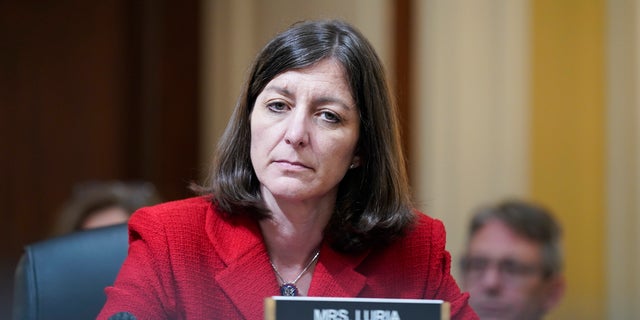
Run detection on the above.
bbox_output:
[267,101,288,112]
[319,111,340,123]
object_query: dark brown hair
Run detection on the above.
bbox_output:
[200,20,414,253]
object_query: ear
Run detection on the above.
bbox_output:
[350,156,361,169]
[542,275,566,312]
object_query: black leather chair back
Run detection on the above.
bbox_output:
[13,223,128,320]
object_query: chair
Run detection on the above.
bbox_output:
[13,223,129,320]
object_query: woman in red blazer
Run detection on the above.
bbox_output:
[99,20,477,320]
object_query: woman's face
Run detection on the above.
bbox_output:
[250,58,360,204]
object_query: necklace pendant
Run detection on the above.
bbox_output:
[280,283,298,296]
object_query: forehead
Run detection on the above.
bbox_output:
[468,219,543,263]
[264,59,352,94]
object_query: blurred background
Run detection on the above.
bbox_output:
[1,0,637,319]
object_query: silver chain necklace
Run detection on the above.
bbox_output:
[269,249,320,296]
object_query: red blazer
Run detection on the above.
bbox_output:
[98,197,477,320]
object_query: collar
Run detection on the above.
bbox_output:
[205,205,369,319]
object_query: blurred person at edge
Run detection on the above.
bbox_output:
[52,181,161,236]
[99,20,478,320]
[460,200,565,320]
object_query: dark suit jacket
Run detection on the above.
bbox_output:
[98,197,477,320]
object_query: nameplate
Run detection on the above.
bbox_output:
[264,296,450,320]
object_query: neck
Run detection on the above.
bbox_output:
[259,188,333,266]
[259,189,335,296]
[259,207,326,266]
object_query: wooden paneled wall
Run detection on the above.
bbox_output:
[0,1,200,317]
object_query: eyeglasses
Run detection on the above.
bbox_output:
[460,256,544,285]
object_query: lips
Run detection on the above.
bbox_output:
[273,159,312,170]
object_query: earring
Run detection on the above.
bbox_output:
[349,163,356,169]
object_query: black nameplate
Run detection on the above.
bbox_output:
[264,296,449,320]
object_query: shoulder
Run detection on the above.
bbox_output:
[126,196,259,247]
[130,196,214,225]
[403,211,447,249]
[366,211,447,266]
[392,211,446,251]
[371,211,449,274]
[135,196,213,215]
[127,196,224,242]
[352,211,456,299]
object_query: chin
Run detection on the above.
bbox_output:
[472,303,513,320]
[267,186,313,200]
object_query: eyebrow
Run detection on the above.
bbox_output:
[262,85,354,111]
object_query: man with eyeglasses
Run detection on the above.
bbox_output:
[460,200,565,320]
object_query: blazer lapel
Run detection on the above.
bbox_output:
[309,243,368,297]
[205,208,370,318]
[216,246,278,320]
[207,212,279,320]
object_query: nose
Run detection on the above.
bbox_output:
[283,108,310,147]
[479,266,503,294]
